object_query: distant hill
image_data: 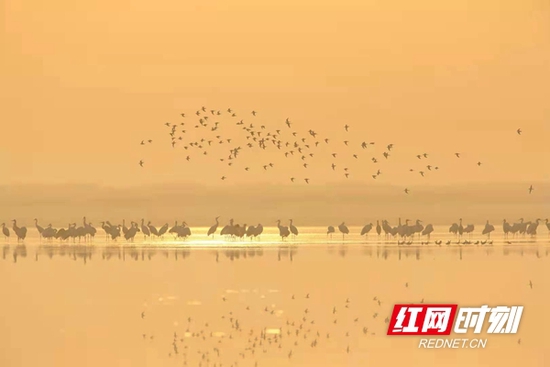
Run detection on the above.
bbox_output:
[0,182,547,226]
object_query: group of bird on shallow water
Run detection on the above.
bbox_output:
[2,217,549,244]
[136,106,536,195]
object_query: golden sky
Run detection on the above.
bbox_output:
[1,0,549,187]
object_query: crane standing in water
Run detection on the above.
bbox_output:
[207,216,220,238]
[1,223,10,241]
[12,220,28,242]
[338,222,349,241]
[289,219,299,239]
[276,220,290,241]
[482,220,495,239]
[327,225,335,239]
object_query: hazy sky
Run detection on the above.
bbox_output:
[1,0,549,187]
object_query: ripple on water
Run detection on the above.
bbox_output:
[186,300,202,306]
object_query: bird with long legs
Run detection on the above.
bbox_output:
[503,219,512,239]
[100,221,112,241]
[276,220,290,241]
[122,220,129,238]
[147,222,159,239]
[125,222,139,242]
[526,219,541,237]
[360,223,373,239]
[207,217,220,238]
[84,217,96,241]
[254,223,263,240]
[1,223,10,241]
[179,222,191,239]
[168,221,178,237]
[220,219,235,240]
[12,220,27,242]
[327,226,335,239]
[140,219,151,241]
[289,219,299,239]
[463,223,474,239]
[382,220,392,240]
[338,222,349,241]
[421,223,434,241]
[245,224,256,239]
[42,224,57,241]
[157,223,169,239]
[457,218,464,239]
[34,219,44,241]
[482,220,495,239]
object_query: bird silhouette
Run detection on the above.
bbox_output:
[327,225,335,238]
[207,217,220,237]
[338,222,349,240]
[289,220,299,239]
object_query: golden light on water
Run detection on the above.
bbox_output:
[2,0,549,365]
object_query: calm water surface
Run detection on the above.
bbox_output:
[1,226,549,367]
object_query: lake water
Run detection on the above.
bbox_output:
[1,226,549,367]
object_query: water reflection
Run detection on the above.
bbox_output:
[1,244,548,264]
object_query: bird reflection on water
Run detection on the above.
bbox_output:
[1,235,547,367]
[2,243,548,264]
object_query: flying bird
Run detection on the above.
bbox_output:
[517,128,522,135]
[455,153,461,158]
[529,185,534,194]
[404,188,409,194]
[139,160,144,167]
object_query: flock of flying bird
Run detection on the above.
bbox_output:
[1,217,549,244]
[137,107,536,195]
